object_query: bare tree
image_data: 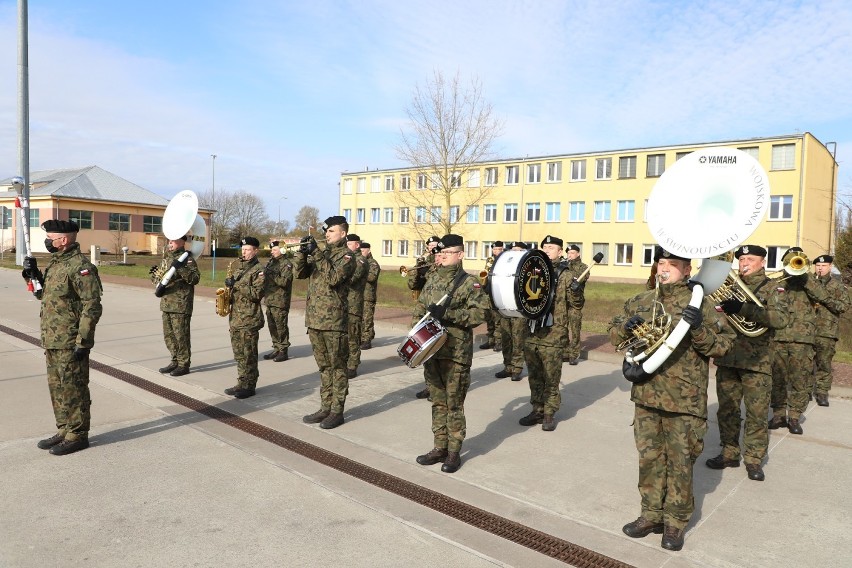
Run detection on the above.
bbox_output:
[228,190,271,242]
[294,205,320,234]
[198,188,238,247]
[394,70,504,236]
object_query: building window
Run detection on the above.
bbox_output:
[400,174,411,191]
[399,207,410,224]
[383,208,393,223]
[485,167,498,186]
[615,243,633,265]
[484,204,497,223]
[771,143,796,170]
[675,151,691,161]
[466,205,479,223]
[343,179,352,194]
[595,157,612,180]
[504,203,518,223]
[416,173,427,190]
[646,154,665,177]
[526,202,540,222]
[449,206,459,224]
[468,169,480,187]
[370,208,381,223]
[382,240,392,257]
[766,246,789,271]
[769,195,793,220]
[448,172,460,189]
[571,159,586,181]
[506,165,519,185]
[431,174,440,189]
[592,243,609,264]
[465,241,477,259]
[342,209,351,223]
[430,206,442,223]
[371,176,381,193]
[482,241,493,258]
[143,215,163,233]
[568,201,585,222]
[547,161,562,182]
[616,200,635,222]
[527,163,541,184]
[642,244,655,266]
[545,202,561,222]
[398,240,409,257]
[594,201,611,222]
[1,207,12,229]
[109,213,130,231]
[618,156,637,179]
[415,207,427,223]
[738,146,759,160]
[356,208,365,223]
[384,176,394,192]
[69,210,93,229]
[357,178,366,193]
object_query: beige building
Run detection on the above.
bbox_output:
[1,166,212,256]
[339,133,839,281]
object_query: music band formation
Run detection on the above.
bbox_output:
[19,209,848,553]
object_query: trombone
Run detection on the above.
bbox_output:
[399,254,430,277]
[769,251,809,281]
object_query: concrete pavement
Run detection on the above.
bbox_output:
[1,267,850,568]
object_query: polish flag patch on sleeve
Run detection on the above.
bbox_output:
[80,269,91,276]
[473,282,481,289]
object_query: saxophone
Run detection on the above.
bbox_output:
[479,255,495,285]
[706,270,767,337]
[215,260,236,317]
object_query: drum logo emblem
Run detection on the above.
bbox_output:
[515,252,554,318]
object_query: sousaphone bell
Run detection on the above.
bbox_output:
[155,190,208,297]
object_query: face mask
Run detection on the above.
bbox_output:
[44,238,59,253]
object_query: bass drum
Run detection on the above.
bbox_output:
[489,249,555,319]
[397,317,447,368]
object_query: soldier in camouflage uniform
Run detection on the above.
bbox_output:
[413,234,489,473]
[810,254,850,406]
[22,220,103,456]
[262,241,293,363]
[295,216,356,430]
[561,244,588,365]
[495,242,528,381]
[409,236,441,399]
[769,247,827,435]
[154,235,201,377]
[359,242,381,350]
[610,247,734,551]
[344,234,368,378]
[222,237,265,399]
[706,245,789,482]
[480,241,504,351]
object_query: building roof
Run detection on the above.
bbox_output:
[1,166,169,207]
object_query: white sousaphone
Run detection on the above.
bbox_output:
[155,190,208,297]
[627,147,770,375]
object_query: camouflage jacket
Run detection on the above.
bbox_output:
[263,255,294,309]
[228,258,265,331]
[363,254,381,303]
[38,242,103,350]
[158,248,201,315]
[407,252,436,291]
[560,257,588,309]
[346,255,368,316]
[772,275,819,344]
[609,279,735,418]
[809,274,850,339]
[411,263,489,366]
[527,264,573,348]
[294,239,355,331]
[714,270,789,374]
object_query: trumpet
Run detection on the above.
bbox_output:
[400,255,429,277]
[281,237,328,249]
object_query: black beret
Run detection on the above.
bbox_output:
[426,235,441,245]
[815,254,834,264]
[541,235,563,248]
[359,242,371,249]
[733,244,767,259]
[654,245,690,263]
[240,236,260,247]
[42,219,79,233]
[788,246,804,253]
[321,215,347,231]
[493,240,504,248]
[568,244,580,252]
[346,234,361,242]
[511,241,529,250]
[269,240,280,247]
[440,233,463,249]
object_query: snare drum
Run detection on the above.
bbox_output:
[397,317,448,368]
[489,249,555,319]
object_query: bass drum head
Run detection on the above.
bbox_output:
[489,249,555,319]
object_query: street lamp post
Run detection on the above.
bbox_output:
[210,153,217,280]
[278,195,287,236]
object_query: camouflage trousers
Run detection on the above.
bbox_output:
[485,308,497,345]
[45,349,91,440]
[633,405,706,530]
[813,336,837,395]
[500,315,528,373]
[347,313,363,371]
[424,358,471,452]
[361,301,376,343]
[524,338,562,415]
[563,308,583,360]
[715,366,770,465]
[308,329,349,414]
[162,311,191,367]
[771,341,815,419]
[265,304,291,354]
[230,328,259,389]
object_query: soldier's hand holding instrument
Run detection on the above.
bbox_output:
[155,190,207,298]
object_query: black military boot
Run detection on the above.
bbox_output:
[542,415,556,431]
[768,415,787,430]
[37,432,65,450]
[233,387,256,399]
[661,526,685,551]
[360,341,372,350]
[169,366,190,377]
[319,412,344,429]
[415,387,431,399]
[622,517,663,538]
[705,454,740,469]
[274,351,289,362]
[478,340,493,349]
[159,362,178,374]
[787,417,803,435]
[494,369,512,378]
[519,410,544,426]
[224,384,242,396]
[815,393,829,407]
[746,463,765,481]
[263,350,279,360]
[347,368,358,379]
[511,371,523,381]
[49,438,89,456]
[303,409,330,424]
[441,451,461,473]
[416,447,448,465]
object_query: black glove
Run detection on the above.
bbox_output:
[148,265,158,276]
[570,278,582,293]
[427,303,447,322]
[624,315,645,334]
[299,236,317,255]
[21,256,38,280]
[786,274,808,288]
[73,347,90,361]
[622,360,652,384]
[224,277,235,288]
[682,305,703,330]
[718,298,743,315]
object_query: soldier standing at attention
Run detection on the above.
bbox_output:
[495,241,528,381]
[295,216,356,429]
[262,241,293,363]
[344,234,368,378]
[223,237,265,399]
[154,234,201,377]
[810,254,850,407]
[22,220,103,455]
[410,235,441,399]
[413,234,489,473]
[480,240,504,351]
[561,244,588,365]
[706,245,789,482]
[609,247,734,551]
[359,242,381,350]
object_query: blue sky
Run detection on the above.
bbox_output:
[2,0,851,224]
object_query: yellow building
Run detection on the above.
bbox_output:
[339,132,839,281]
